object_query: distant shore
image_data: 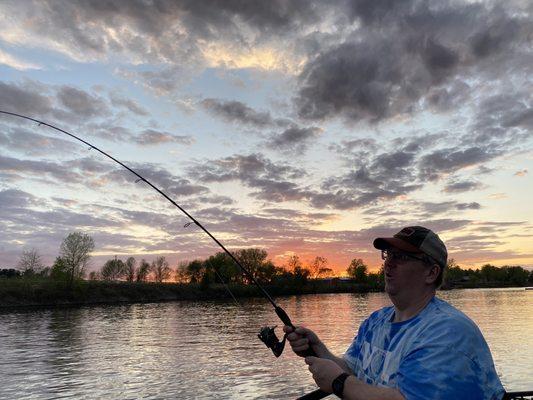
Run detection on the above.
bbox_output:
[0,278,382,309]
[1,277,531,310]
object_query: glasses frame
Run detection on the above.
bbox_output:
[381,249,430,264]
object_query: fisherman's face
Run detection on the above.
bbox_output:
[382,247,431,298]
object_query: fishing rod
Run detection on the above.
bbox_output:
[0,110,330,400]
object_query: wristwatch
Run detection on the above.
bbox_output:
[332,372,350,398]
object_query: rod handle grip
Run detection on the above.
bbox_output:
[296,388,331,399]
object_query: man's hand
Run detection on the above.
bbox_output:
[305,356,345,393]
[283,326,321,357]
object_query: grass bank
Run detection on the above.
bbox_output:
[0,277,383,309]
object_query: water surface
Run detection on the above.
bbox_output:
[1,288,531,399]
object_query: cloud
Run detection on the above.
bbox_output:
[0,154,87,184]
[418,146,499,181]
[0,189,37,208]
[472,91,533,145]
[0,81,53,117]
[201,98,277,128]
[0,49,42,70]
[188,153,312,203]
[295,1,531,123]
[0,0,324,87]
[514,169,528,177]
[0,81,112,123]
[267,125,322,151]
[57,86,110,118]
[0,124,79,156]
[106,163,210,198]
[109,93,150,116]
[189,153,307,183]
[443,180,484,193]
[135,129,194,146]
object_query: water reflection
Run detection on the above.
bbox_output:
[0,288,531,399]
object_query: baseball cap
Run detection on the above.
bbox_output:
[373,226,448,268]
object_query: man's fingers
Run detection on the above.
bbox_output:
[293,344,309,352]
[286,332,301,341]
[291,338,308,347]
[283,325,294,334]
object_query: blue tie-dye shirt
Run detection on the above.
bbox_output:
[343,297,505,400]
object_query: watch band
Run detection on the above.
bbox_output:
[332,372,350,398]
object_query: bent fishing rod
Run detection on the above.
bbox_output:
[0,110,330,400]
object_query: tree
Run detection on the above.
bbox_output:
[88,271,100,280]
[309,256,328,279]
[347,258,368,283]
[136,259,152,282]
[124,257,137,282]
[317,267,334,279]
[59,232,95,286]
[287,255,302,271]
[152,256,172,283]
[0,269,21,278]
[50,257,69,281]
[504,266,529,286]
[101,257,126,281]
[175,262,189,283]
[207,252,240,284]
[292,265,311,286]
[186,259,204,283]
[236,248,268,283]
[256,260,283,283]
[18,248,44,275]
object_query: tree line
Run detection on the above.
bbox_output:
[2,232,381,286]
[2,232,532,289]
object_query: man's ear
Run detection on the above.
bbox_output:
[425,264,440,284]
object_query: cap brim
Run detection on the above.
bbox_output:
[373,237,420,253]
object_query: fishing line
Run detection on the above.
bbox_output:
[0,110,329,400]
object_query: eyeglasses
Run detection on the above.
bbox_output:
[381,249,427,263]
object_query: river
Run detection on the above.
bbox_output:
[0,288,532,399]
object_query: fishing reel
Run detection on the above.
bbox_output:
[258,325,286,357]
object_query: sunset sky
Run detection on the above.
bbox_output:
[0,0,532,274]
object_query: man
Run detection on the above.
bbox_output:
[285,226,504,400]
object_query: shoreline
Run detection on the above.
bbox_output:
[1,278,530,311]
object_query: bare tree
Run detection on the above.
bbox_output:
[287,255,302,271]
[317,267,334,278]
[175,261,189,283]
[18,248,43,275]
[309,256,328,279]
[125,257,137,282]
[136,259,152,282]
[152,256,172,283]
[59,232,95,286]
[101,257,126,281]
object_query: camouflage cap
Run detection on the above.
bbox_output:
[373,226,448,268]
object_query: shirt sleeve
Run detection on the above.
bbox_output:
[397,344,489,400]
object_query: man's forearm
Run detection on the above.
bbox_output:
[343,376,405,400]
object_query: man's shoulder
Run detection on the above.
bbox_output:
[429,297,478,328]
[417,297,486,346]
